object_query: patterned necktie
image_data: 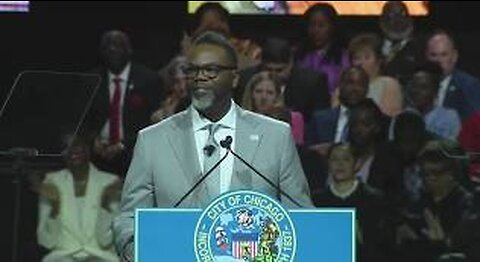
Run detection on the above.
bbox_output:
[202,123,221,203]
[109,77,122,144]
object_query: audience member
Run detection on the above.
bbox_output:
[425,29,480,121]
[182,2,261,69]
[396,140,478,262]
[379,1,421,86]
[313,143,392,262]
[458,112,480,182]
[151,55,190,123]
[87,30,164,176]
[296,3,350,96]
[36,133,121,262]
[235,37,330,122]
[348,99,400,198]
[349,32,403,117]
[304,66,370,192]
[307,66,369,151]
[242,71,304,145]
[391,111,430,205]
[406,63,461,140]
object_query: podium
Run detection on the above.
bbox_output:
[135,191,355,262]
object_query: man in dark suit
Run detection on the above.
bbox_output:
[306,66,369,148]
[425,29,480,121]
[379,1,421,87]
[87,30,164,176]
[234,37,329,122]
[303,66,369,191]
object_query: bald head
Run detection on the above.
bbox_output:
[100,30,132,74]
[380,1,413,41]
[426,32,458,76]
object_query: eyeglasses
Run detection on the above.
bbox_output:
[182,64,236,79]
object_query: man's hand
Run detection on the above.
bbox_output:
[94,137,124,160]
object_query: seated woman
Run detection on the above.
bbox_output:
[396,140,478,262]
[36,134,121,262]
[348,33,403,117]
[313,143,393,262]
[242,71,304,145]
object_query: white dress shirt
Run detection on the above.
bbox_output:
[100,63,131,143]
[192,101,236,193]
[437,75,452,107]
[334,105,349,143]
[382,39,409,57]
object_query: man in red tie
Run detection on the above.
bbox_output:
[87,30,164,176]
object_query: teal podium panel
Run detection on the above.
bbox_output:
[136,191,355,262]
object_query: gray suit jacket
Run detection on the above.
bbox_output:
[113,105,312,258]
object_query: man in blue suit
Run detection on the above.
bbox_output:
[306,66,370,153]
[425,29,480,121]
[303,66,370,191]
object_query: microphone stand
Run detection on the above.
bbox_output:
[220,136,303,208]
[173,150,230,208]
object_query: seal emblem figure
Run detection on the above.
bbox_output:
[194,190,296,262]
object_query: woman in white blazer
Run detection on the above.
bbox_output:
[37,135,121,262]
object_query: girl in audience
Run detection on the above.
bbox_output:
[313,143,392,262]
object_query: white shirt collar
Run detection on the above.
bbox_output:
[437,75,452,106]
[191,100,237,132]
[441,74,452,88]
[329,179,359,200]
[108,62,131,83]
[382,39,409,55]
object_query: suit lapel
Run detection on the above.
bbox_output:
[60,172,82,238]
[81,165,101,239]
[331,107,341,141]
[166,108,202,185]
[230,107,262,190]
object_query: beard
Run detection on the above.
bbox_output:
[382,22,413,42]
[191,88,215,111]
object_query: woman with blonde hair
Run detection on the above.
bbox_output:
[242,71,304,145]
[348,32,403,117]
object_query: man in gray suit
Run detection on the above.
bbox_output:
[113,31,312,261]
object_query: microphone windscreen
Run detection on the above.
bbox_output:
[203,145,215,156]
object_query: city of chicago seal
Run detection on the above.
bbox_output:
[194,190,296,262]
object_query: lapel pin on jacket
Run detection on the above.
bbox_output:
[249,134,259,141]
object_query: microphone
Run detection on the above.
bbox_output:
[220,135,233,149]
[173,137,232,208]
[220,135,303,208]
[203,145,216,157]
